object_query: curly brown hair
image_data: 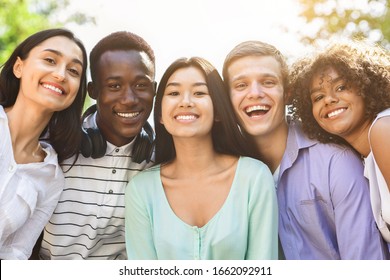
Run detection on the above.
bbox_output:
[289,41,390,145]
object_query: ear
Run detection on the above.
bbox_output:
[159,115,164,125]
[87,82,98,100]
[13,57,23,78]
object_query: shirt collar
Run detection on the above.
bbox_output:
[280,120,317,172]
[0,105,6,120]
[84,111,138,156]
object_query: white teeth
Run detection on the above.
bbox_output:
[116,112,140,118]
[176,115,196,120]
[327,108,346,118]
[246,105,269,113]
[42,84,63,94]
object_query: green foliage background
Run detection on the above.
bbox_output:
[298,0,389,49]
[0,0,94,63]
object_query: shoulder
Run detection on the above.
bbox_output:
[369,113,390,163]
[239,156,267,166]
[126,165,161,205]
[237,157,274,185]
[128,165,160,189]
[370,115,390,140]
[239,156,270,171]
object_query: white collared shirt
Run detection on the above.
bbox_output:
[0,106,64,259]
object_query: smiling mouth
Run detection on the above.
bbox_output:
[326,108,346,118]
[175,114,198,120]
[245,105,270,117]
[115,111,141,118]
[42,83,64,95]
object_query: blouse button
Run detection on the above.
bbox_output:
[8,164,15,172]
[112,169,116,174]
[115,148,120,153]
[108,189,113,194]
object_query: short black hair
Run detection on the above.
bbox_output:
[89,31,155,82]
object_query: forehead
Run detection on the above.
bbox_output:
[311,66,341,87]
[167,66,206,84]
[228,55,282,79]
[32,36,83,62]
[97,49,154,77]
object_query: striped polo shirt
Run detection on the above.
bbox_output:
[39,113,154,259]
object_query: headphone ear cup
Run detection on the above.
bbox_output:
[80,129,93,158]
[87,128,107,159]
[132,123,154,164]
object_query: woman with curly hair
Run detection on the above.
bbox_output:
[290,41,390,243]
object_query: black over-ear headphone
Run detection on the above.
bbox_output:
[80,105,154,163]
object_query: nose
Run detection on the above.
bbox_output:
[247,82,265,99]
[324,91,339,105]
[121,86,139,104]
[179,92,194,107]
[52,66,66,81]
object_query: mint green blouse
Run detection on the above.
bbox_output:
[125,156,278,260]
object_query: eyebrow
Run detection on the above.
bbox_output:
[43,48,83,67]
[310,76,344,95]
[231,73,279,82]
[105,74,152,82]
[166,82,207,87]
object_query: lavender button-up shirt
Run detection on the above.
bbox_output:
[277,121,388,259]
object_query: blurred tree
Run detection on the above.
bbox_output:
[297,0,389,49]
[0,0,94,63]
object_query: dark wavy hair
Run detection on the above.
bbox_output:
[0,28,88,163]
[154,57,257,165]
[289,41,390,145]
[89,31,155,83]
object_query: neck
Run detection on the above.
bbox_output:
[344,120,371,157]
[254,122,288,173]
[6,102,52,163]
[167,136,220,177]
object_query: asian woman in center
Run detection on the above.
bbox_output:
[125,57,278,260]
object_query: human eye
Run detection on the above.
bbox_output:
[44,57,56,64]
[134,80,152,91]
[336,84,347,92]
[311,93,324,103]
[108,83,121,90]
[165,91,179,96]
[194,91,208,96]
[234,82,247,91]
[68,67,80,77]
[262,79,277,87]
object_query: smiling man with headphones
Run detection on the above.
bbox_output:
[39,31,156,260]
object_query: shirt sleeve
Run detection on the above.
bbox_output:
[125,175,158,260]
[330,149,388,259]
[245,160,279,260]
[9,181,62,260]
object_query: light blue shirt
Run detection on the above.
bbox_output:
[125,156,278,260]
[277,121,388,259]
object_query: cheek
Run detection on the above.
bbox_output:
[97,90,117,104]
[230,94,241,111]
[160,100,171,123]
[312,106,324,126]
[139,91,155,104]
